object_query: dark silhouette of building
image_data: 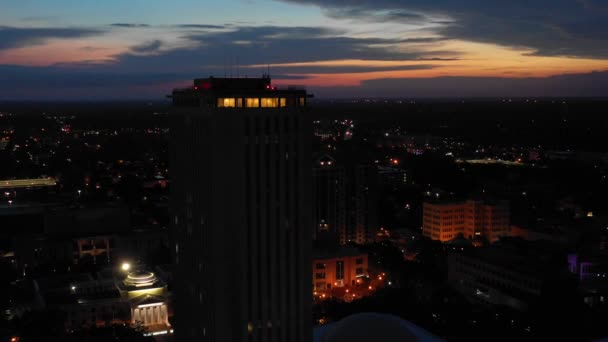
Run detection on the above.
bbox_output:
[169,76,312,341]
[313,154,378,245]
[313,155,345,243]
[448,238,576,311]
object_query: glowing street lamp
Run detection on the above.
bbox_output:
[121,262,131,272]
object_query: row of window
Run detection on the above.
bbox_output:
[315,258,364,270]
[217,97,306,108]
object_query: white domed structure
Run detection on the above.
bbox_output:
[124,270,158,288]
[315,312,442,342]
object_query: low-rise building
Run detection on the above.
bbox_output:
[34,266,172,335]
[448,239,575,311]
[312,247,368,294]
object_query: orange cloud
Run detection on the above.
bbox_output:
[0,39,125,66]
[273,41,608,87]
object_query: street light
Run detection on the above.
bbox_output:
[121,262,131,272]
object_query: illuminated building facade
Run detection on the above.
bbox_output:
[170,76,312,342]
[117,269,170,329]
[423,199,510,243]
[34,267,171,335]
[312,247,368,291]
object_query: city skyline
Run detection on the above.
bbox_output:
[1,2,607,340]
[1,0,608,99]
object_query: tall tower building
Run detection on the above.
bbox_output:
[169,76,312,342]
[312,154,346,242]
[312,155,378,245]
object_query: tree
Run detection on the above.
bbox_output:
[64,324,153,342]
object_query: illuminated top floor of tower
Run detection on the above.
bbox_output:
[170,75,311,108]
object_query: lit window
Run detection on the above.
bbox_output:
[299,97,306,106]
[217,98,236,108]
[280,98,287,107]
[245,98,260,107]
[237,98,243,107]
[261,98,279,108]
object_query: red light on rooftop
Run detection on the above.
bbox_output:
[194,86,199,90]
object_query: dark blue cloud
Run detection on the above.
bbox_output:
[254,64,437,74]
[0,22,604,100]
[175,24,226,29]
[1,62,606,100]
[0,65,187,87]
[102,25,455,76]
[131,40,163,53]
[110,23,151,28]
[279,0,608,58]
[0,26,104,50]
[110,23,225,30]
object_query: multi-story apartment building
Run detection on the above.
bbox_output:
[423,199,510,243]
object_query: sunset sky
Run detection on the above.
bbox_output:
[1,0,607,99]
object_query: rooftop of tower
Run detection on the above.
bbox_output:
[170,75,312,107]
